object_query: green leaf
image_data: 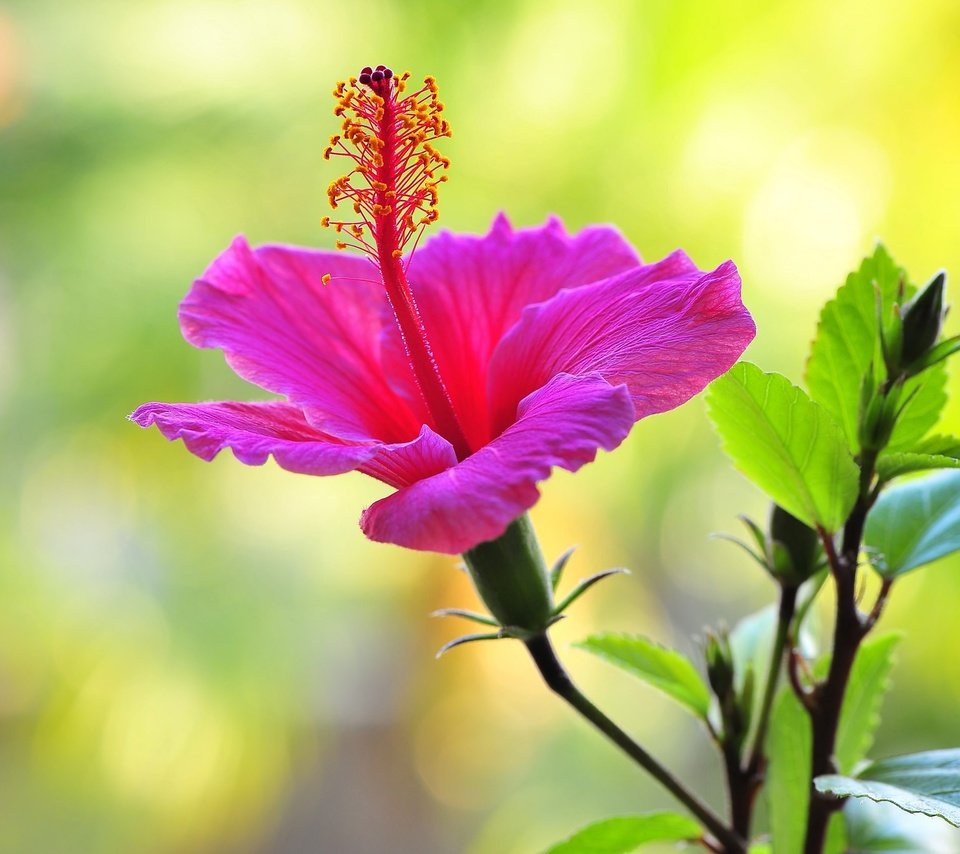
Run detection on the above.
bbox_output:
[824,812,848,854]
[806,245,946,454]
[728,604,817,747]
[542,813,702,854]
[877,435,960,482]
[728,606,777,732]
[844,798,960,852]
[864,470,960,577]
[706,363,859,532]
[888,363,948,451]
[816,749,960,827]
[806,245,903,451]
[576,634,711,719]
[833,634,900,774]
[767,687,812,854]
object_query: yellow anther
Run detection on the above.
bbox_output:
[321,273,331,285]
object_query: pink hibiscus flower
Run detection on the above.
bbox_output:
[132,66,755,555]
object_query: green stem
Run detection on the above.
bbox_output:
[747,583,798,774]
[721,583,798,842]
[524,633,746,854]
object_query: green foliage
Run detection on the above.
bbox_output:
[767,687,812,854]
[844,798,960,852]
[805,245,899,450]
[824,813,848,854]
[805,245,947,454]
[728,607,775,730]
[877,435,960,482]
[769,504,823,584]
[706,363,859,532]
[576,634,711,719]
[542,813,701,853]
[864,471,960,577]
[816,750,960,827]
[765,635,898,850]
[831,634,900,774]
[887,364,949,451]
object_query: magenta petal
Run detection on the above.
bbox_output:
[391,214,642,449]
[180,237,421,443]
[360,426,458,489]
[488,256,756,433]
[359,373,635,554]
[130,400,376,475]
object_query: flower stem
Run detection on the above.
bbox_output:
[747,583,798,774]
[722,582,798,840]
[524,633,746,854]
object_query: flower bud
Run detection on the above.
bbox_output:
[901,272,946,369]
[704,629,735,700]
[768,505,821,585]
[462,514,554,636]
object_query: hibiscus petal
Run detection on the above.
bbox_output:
[389,214,642,449]
[179,237,421,443]
[130,400,377,474]
[359,427,458,490]
[487,257,756,434]
[360,373,635,554]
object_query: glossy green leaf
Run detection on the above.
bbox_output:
[806,245,946,454]
[576,634,710,719]
[806,245,901,450]
[816,749,960,827]
[542,813,701,854]
[767,687,812,854]
[888,363,948,451]
[706,363,859,532]
[864,470,960,577]
[844,798,960,852]
[877,435,960,482]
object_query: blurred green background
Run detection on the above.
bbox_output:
[1,0,959,851]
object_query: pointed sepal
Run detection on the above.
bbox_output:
[553,568,629,616]
[430,608,500,627]
[435,630,506,659]
[550,546,577,592]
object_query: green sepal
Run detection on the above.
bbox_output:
[430,608,500,627]
[435,630,506,659]
[550,546,577,592]
[908,333,960,375]
[553,568,629,616]
[462,514,554,633]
